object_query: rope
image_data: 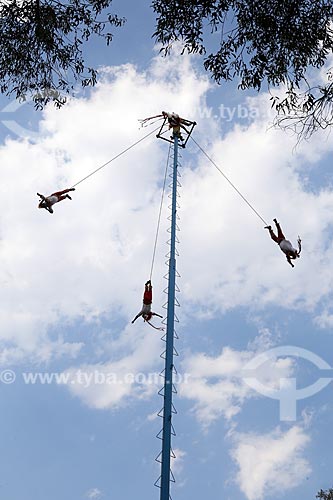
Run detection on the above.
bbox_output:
[71,126,161,189]
[139,115,164,128]
[149,143,171,281]
[191,136,268,226]
[146,320,165,331]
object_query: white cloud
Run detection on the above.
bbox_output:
[171,448,187,487]
[0,53,209,365]
[171,447,186,474]
[230,426,311,500]
[179,117,333,316]
[180,336,294,426]
[0,50,333,421]
[314,309,333,329]
[85,488,103,499]
[64,325,161,409]
[247,327,277,352]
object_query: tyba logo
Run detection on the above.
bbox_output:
[242,346,332,421]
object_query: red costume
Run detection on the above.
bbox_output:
[143,282,152,305]
[131,280,163,329]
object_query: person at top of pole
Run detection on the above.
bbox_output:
[162,111,193,140]
[37,188,75,214]
[265,218,301,268]
[131,280,163,329]
[139,111,195,142]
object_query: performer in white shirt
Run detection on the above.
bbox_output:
[37,188,75,213]
[265,219,301,268]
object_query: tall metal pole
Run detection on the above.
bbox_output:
[160,134,179,500]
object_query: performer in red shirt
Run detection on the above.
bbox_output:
[132,280,163,329]
[37,188,75,213]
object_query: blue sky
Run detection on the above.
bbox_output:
[0,3,333,500]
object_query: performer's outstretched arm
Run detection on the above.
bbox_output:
[151,312,163,319]
[131,312,142,324]
[297,237,302,255]
[286,254,295,267]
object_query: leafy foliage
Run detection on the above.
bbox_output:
[317,489,333,500]
[152,0,333,139]
[0,0,125,108]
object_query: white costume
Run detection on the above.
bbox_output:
[141,303,151,315]
[279,239,298,255]
[46,195,59,206]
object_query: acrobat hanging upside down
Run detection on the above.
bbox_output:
[37,188,75,213]
[132,280,164,330]
[265,218,301,268]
